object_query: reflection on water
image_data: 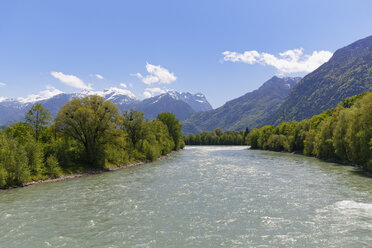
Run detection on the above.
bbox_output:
[0,146,371,247]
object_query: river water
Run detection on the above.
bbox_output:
[1,146,372,247]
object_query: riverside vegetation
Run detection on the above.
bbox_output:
[248,92,372,168]
[184,128,249,145]
[0,95,184,188]
[186,92,372,169]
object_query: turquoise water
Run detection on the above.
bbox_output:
[1,146,372,247]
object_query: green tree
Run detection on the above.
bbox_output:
[55,95,121,167]
[122,110,145,149]
[0,133,30,186]
[214,128,223,137]
[246,128,261,149]
[25,103,52,141]
[158,112,184,150]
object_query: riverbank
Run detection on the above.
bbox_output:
[2,150,180,190]
[248,147,372,173]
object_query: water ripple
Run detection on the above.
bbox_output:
[0,146,372,247]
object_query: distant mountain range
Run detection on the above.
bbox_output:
[0,89,212,125]
[2,35,371,134]
[182,76,301,134]
[183,35,372,134]
[266,35,372,125]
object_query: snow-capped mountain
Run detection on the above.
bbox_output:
[0,88,212,125]
[130,94,196,121]
[163,90,212,112]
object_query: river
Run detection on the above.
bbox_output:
[1,146,372,247]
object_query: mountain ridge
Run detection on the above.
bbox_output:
[0,88,212,125]
[266,35,372,125]
[182,76,301,134]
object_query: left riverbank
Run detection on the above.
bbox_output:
[2,150,180,190]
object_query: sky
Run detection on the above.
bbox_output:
[0,0,371,108]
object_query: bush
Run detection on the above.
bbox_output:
[45,155,62,178]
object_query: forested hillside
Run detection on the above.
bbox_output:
[266,35,372,126]
[182,76,300,134]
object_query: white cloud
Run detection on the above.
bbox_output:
[143,87,166,98]
[95,74,104,80]
[95,87,136,99]
[143,91,152,98]
[0,82,6,87]
[136,63,177,85]
[18,85,63,103]
[120,83,127,88]
[0,97,6,102]
[222,48,333,74]
[51,71,92,89]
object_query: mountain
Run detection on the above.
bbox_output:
[129,94,196,121]
[127,90,212,121]
[0,88,212,125]
[266,35,372,126]
[164,91,212,112]
[182,76,301,134]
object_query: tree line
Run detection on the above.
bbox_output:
[184,128,249,145]
[0,95,184,188]
[184,92,372,169]
[246,92,372,168]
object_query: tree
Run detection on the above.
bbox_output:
[157,112,184,150]
[121,110,145,148]
[214,128,223,137]
[243,127,250,143]
[246,128,261,149]
[55,95,121,167]
[25,103,52,141]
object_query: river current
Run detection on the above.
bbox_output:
[1,146,371,247]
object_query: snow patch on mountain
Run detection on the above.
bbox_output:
[0,87,137,105]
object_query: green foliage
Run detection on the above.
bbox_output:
[122,110,145,148]
[214,128,223,137]
[246,92,372,168]
[258,126,275,149]
[55,95,122,167]
[158,112,184,150]
[25,103,52,141]
[267,36,372,126]
[44,155,62,178]
[24,141,44,176]
[246,128,261,149]
[0,97,182,187]
[184,130,246,145]
[0,133,30,187]
[266,135,289,151]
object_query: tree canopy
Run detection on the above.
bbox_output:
[0,96,184,188]
[55,95,121,167]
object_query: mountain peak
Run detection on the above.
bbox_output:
[144,90,212,112]
[266,35,372,126]
[183,76,299,134]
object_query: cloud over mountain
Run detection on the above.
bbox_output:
[51,71,92,89]
[19,85,63,103]
[222,48,333,74]
[95,74,104,79]
[136,63,177,85]
[143,87,166,98]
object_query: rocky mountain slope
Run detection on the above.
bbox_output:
[266,35,372,126]
[182,76,301,134]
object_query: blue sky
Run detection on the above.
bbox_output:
[0,0,371,107]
